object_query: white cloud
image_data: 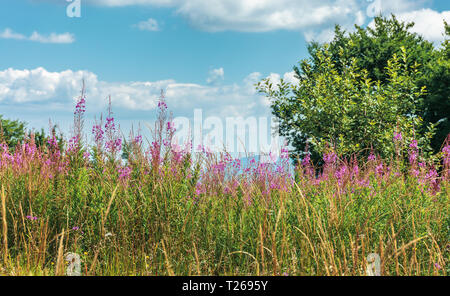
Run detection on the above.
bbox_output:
[134,18,160,31]
[392,9,450,43]
[0,28,26,40]
[0,67,292,120]
[29,32,75,44]
[90,0,176,6]
[206,67,224,84]
[86,0,434,43]
[0,28,75,44]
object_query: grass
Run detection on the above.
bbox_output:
[0,95,448,276]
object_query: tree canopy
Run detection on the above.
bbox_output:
[258,14,450,162]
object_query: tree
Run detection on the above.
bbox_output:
[257,46,433,163]
[0,114,62,151]
[421,21,450,151]
[0,115,26,148]
[258,14,449,162]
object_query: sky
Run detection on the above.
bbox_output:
[0,0,449,154]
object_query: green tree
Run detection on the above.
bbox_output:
[257,46,432,162]
[291,15,449,154]
[421,21,450,150]
[0,115,26,148]
[0,114,62,150]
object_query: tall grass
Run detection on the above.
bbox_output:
[0,91,448,276]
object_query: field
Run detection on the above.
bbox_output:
[0,98,448,276]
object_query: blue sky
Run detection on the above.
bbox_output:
[0,0,449,153]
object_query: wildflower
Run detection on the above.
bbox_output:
[67,135,80,153]
[26,215,38,221]
[133,134,143,145]
[280,147,289,159]
[393,132,402,142]
[105,116,115,131]
[368,153,376,161]
[352,164,359,177]
[74,97,86,115]
[167,121,176,133]
[92,124,104,142]
[118,166,132,181]
[72,226,80,231]
[83,151,90,160]
[409,139,418,149]
[158,100,167,110]
[323,152,337,165]
[106,138,122,153]
[335,165,347,185]
[375,163,383,176]
[442,143,450,169]
[301,153,310,167]
[47,136,59,149]
[434,263,442,270]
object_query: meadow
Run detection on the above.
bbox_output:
[0,94,448,276]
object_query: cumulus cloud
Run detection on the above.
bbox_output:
[390,9,450,43]
[0,67,291,120]
[206,68,224,84]
[86,0,433,43]
[0,28,75,44]
[367,8,450,44]
[134,18,160,31]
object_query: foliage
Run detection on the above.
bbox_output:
[264,15,449,159]
[0,115,26,149]
[257,45,432,162]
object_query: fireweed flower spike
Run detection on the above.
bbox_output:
[393,132,402,142]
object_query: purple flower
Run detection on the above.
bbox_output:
[408,150,417,165]
[67,135,80,153]
[167,121,176,133]
[47,136,58,149]
[74,97,86,115]
[393,132,402,142]
[105,116,115,131]
[26,215,38,221]
[133,135,143,145]
[158,100,167,110]
[376,163,383,176]
[323,152,337,165]
[301,153,310,166]
[72,226,80,231]
[92,124,104,143]
[280,147,289,159]
[83,151,90,160]
[118,166,132,180]
[409,139,418,149]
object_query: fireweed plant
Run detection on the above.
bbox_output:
[0,89,448,276]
